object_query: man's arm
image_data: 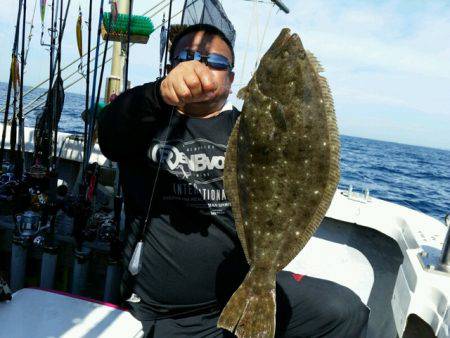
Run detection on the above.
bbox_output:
[97,78,169,162]
[98,61,217,161]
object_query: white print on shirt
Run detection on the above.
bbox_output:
[147,138,231,215]
[148,138,226,184]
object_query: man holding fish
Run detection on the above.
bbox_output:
[99,23,369,337]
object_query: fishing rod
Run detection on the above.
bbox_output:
[0,0,24,171]
[84,0,105,172]
[0,0,170,115]
[22,0,204,119]
[16,0,28,180]
[163,0,173,77]
[23,0,198,118]
[83,0,93,174]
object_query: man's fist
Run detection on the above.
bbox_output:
[160,61,218,107]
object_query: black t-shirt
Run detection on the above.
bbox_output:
[98,80,249,320]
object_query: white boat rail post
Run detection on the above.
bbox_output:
[439,214,450,268]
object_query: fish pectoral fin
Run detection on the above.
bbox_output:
[237,85,249,100]
[269,101,287,132]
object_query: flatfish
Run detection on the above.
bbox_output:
[217,28,340,337]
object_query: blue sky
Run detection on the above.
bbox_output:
[0,0,449,150]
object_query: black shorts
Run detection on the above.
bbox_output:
[136,271,369,338]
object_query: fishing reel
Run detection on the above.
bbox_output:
[0,276,11,302]
[0,162,15,174]
[13,210,50,246]
[90,209,118,243]
[0,173,30,215]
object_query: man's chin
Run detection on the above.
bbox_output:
[182,100,225,118]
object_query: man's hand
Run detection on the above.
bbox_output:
[160,61,218,106]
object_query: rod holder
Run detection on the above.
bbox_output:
[103,257,122,304]
[71,246,91,296]
[40,243,58,289]
[10,236,28,292]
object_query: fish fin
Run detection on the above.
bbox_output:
[306,50,325,73]
[224,117,251,263]
[218,267,276,338]
[273,46,341,268]
[237,85,249,100]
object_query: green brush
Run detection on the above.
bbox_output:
[102,13,154,44]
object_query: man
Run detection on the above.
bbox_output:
[98,24,369,337]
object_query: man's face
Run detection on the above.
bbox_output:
[171,31,235,113]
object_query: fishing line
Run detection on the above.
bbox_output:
[129,0,175,275]
[129,107,175,275]
[22,0,200,117]
[0,0,171,114]
[24,0,201,116]
[254,2,274,69]
[239,0,257,84]
[24,0,38,65]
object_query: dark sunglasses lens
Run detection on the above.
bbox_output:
[207,54,231,70]
[176,50,193,62]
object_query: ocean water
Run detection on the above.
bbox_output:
[1,82,449,222]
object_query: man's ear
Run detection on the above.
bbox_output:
[228,71,235,84]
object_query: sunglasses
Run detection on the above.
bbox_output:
[173,50,234,71]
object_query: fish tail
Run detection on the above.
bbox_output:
[217,267,276,338]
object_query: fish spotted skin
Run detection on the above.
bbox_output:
[218,28,340,338]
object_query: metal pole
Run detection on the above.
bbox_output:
[106,0,130,102]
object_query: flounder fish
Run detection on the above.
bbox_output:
[217,28,340,337]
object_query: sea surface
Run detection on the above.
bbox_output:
[1,82,449,222]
